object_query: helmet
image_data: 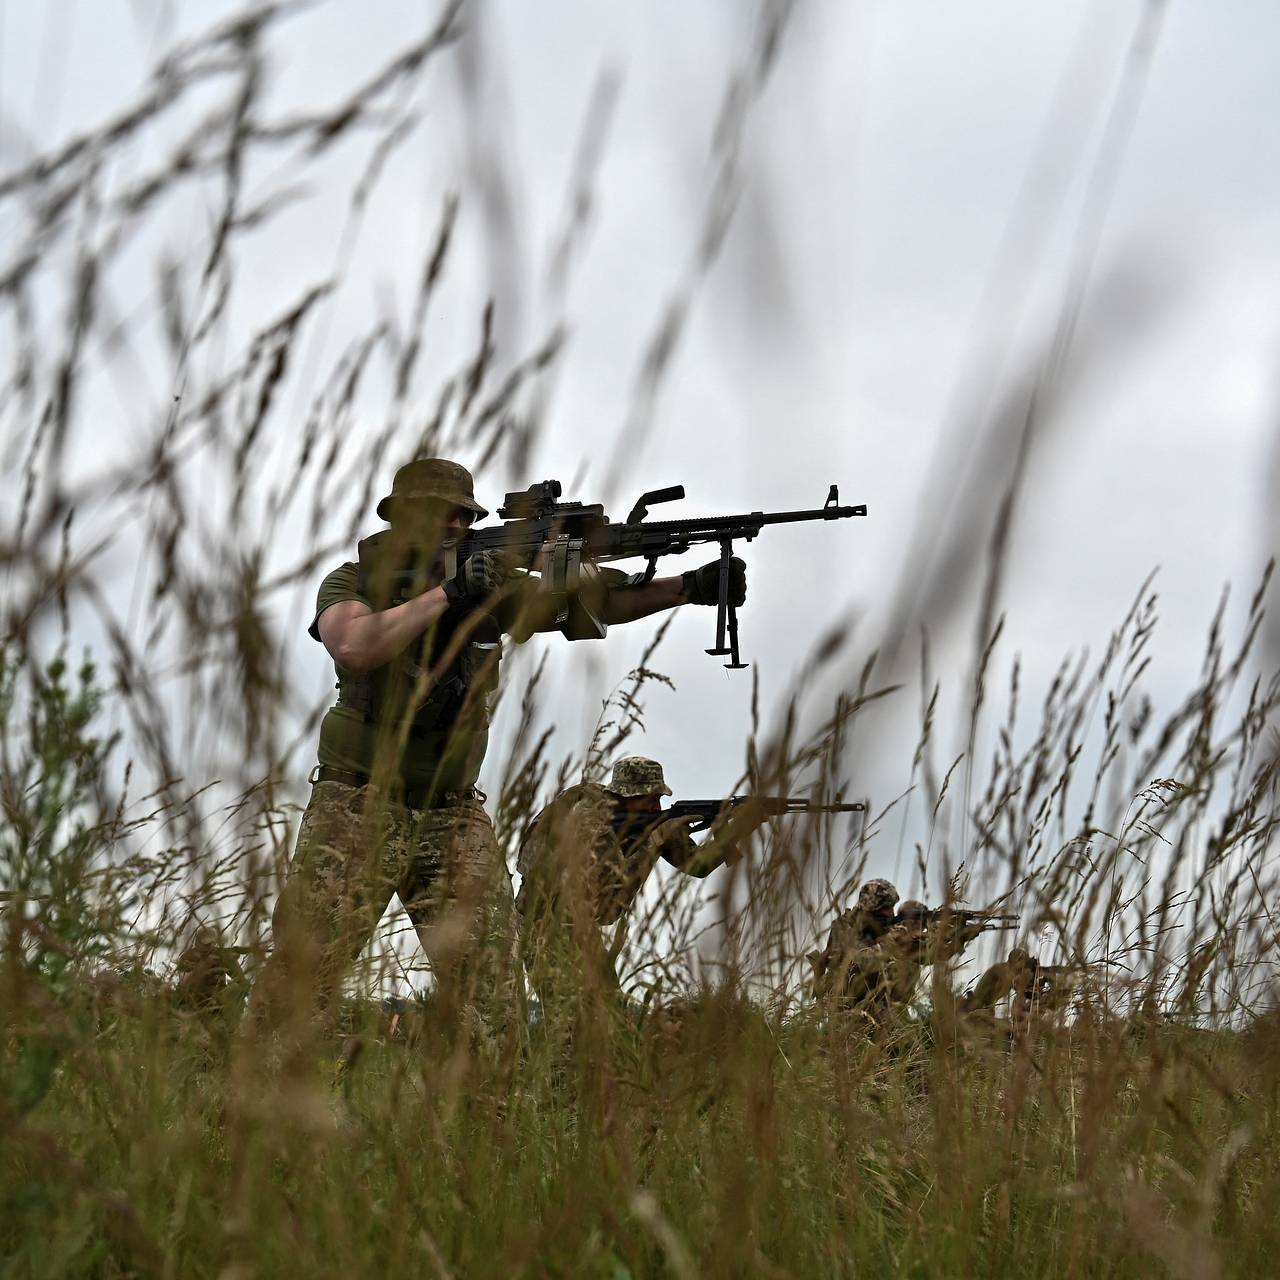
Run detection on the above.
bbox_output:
[857,879,899,915]
[1008,948,1031,966]
[376,458,489,522]
[897,899,929,919]
[605,756,673,798]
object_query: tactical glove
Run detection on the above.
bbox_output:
[442,550,509,605]
[682,556,747,607]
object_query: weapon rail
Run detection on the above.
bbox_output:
[455,479,868,668]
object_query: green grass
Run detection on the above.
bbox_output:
[5,982,1280,1278]
[3,5,1278,1274]
[3,569,1279,1277]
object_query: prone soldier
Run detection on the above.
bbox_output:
[248,459,748,1061]
[963,950,1094,1030]
[173,925,249,1015]
[962,947,1038,1016]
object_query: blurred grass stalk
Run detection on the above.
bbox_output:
[3,2,1278,1276]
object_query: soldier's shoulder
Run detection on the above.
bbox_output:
[540,779,604,805]
[561,780,617,818]
[310,561,366,640]
[529,781,611,827]
[318,560,360,590]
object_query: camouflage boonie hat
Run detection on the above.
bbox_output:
[377,458,489,522]
[605,756,673,798]
[857,878,899,914]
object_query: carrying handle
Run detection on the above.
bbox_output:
[626,484,685,525]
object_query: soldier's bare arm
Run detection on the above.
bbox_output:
[505,548,747,638]
[600,554,749,626]
[318,549,513,666]
[317,593,450,672]
[606,555,747,625]
[602,574,688,624]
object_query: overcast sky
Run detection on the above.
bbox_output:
[2,1,1277,940]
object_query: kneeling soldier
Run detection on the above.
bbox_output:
[516,756,761,1000]
[811,885,986,1030]
[809,879,900,1007]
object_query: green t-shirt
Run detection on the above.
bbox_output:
[309,561,515,794]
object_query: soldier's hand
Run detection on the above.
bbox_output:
[682,556,747,607]
[442,550,511,605]
[668,813,707,831]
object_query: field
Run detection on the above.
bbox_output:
[7,991,1280,1279]
[3,607,1279,1278]
[3,3,1279,1277]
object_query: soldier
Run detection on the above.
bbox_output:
[250,459,747,1058]
[962,947,1036,1015]
[515,755,764,1089]
[811,886,986,1028]
[1020,961,1084,1020]
[808,879,900,1009]
[173,926,249,1015]
[516,756,761,995]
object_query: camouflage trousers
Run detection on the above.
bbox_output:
[254,780,520,1059]
[518,899,625,1083]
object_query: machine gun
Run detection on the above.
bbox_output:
[610,796,866,837]
[451,479,867,667]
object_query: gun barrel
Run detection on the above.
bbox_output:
[759,797,867,814]
[961,911,1019,927]
[674,796,867,815]
[627,503,866,538]
[908,908,1019,930]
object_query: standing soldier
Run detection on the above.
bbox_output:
[249,459,748,1061]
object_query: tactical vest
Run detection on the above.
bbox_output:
[338,531,501,740]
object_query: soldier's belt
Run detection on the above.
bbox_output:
[310,765,481,811]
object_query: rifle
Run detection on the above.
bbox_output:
[611,796,866,836]
[894,906,1020,934]
[1027,958,1116,986]
[451,479,867,667]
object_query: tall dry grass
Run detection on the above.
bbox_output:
[3,3,1278,1277]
